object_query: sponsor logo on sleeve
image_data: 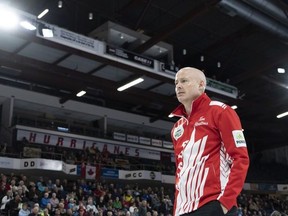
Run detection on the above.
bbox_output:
[232,130,247,147]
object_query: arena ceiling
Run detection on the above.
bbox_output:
[1,0,288,152]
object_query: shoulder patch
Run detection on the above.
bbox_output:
[210,101,227,109]
[232,130,247,147]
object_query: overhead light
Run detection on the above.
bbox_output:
[231,105,237,109]
[38,23,54,37]
[76,90,86,97]
[58,1,63,8]
[89,12,93,20]
[117,78,144,92]
[277,68,285,73]
[42,28,53,37]
[277,111,288,119]
[119,33,124,39]
[217,61,221,68]
[20,21,36,30]
[0,5,19,30]
[200,55,204,62]
[183,49,187,55]
[37,9,49,19]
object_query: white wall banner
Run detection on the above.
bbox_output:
[127,134,139,143]
[62,162,77,175]
[17,129,160,160]
[36,23,99,55]
[161,174,175,184]
[139,137,151,145]
[243,183,251,190]
[20,158,62,171]
[163,141,173,149]
[0,157,18,169]
[151,139,162,147]
[113,132,126,141]
[277,184,288,192]
[118,170,162,181]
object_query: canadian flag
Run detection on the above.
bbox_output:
[85,165,96,179]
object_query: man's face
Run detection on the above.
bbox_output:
[175,69,202,105]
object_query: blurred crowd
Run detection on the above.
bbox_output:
[1,173,288,216]
[0,173,174,216]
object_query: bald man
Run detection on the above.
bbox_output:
[170,67,249,216]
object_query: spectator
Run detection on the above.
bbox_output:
[50,192,59,210]
[18,202,30,216]
[138,200,147,216]
[40,208,50,216]
[112,197,122,211]
[40,193,50,209]
[7,194,22,216]
[27,186,40,206]
[1,190,13,211]
[28,206,39,216]
[86,196,98,215]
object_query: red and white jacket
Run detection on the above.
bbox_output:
[170,93,249,216]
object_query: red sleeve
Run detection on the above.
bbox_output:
[217,107,250,210]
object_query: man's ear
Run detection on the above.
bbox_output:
[199,81,205,91]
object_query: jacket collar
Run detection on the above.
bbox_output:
[169,93,210,118]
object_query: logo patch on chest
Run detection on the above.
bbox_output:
[173,124,184,140]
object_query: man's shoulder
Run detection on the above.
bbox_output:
[209,101,228,110]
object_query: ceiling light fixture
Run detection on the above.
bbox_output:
[117,78,144,92]
[42,28,53,37]
[38,23,54,37]
[217,61,221,68]
[231,105,238,109]
[183,49,187,55]
[37,9,49,19]
[277,111,288,119]
[20,21,36,30]
[0,5,19,30]
[119,33,124,39]
[89,12,93,20]
[76,90,86,97]
[277,68,285,73]
[200,55,204,62]
[58,1,63,8]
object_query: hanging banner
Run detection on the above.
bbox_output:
[17,129,161,160]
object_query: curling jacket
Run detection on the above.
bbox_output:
[170,93,249,215]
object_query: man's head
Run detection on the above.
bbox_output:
[175,67,206,106]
